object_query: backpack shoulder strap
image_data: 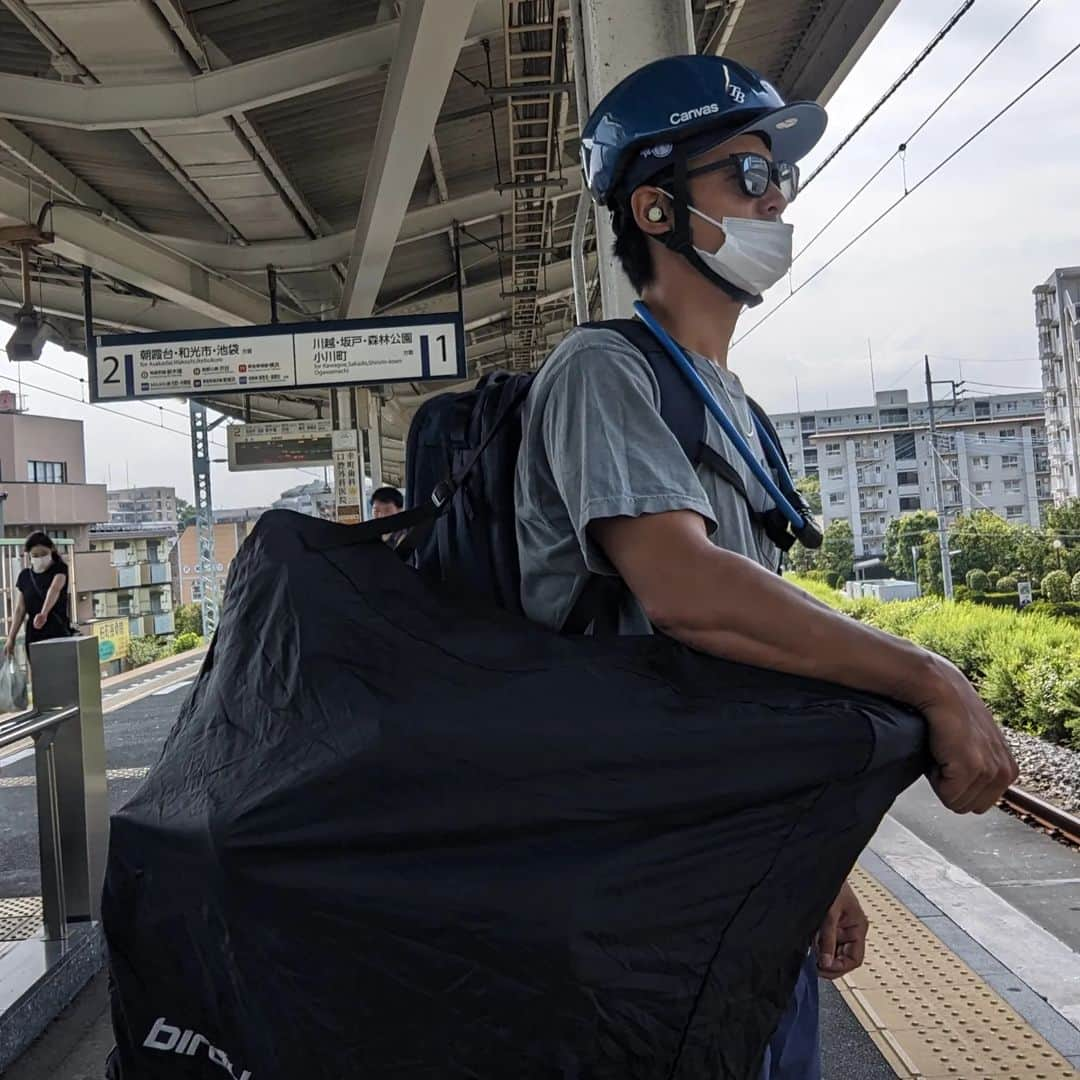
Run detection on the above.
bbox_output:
[580,319,704,465]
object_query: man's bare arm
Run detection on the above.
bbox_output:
[591,510,1017,814]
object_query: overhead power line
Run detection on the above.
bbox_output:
[733,35,1080,349]
[802,0,979,189]
[795,0,1047,266]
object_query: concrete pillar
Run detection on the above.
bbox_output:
[577,0,695,319]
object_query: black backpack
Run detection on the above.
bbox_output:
[403,319,799,629]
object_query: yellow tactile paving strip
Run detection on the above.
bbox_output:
[839,868,1078,1078]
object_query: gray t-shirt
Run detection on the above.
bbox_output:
[515,326,781,633]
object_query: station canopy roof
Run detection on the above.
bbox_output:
[0,0,898,449]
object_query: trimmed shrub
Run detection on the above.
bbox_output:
[1042,570,1072,604]
[1072,571,1080,601]
[966,569,990,594]
[987,569,1002,589]
[172,631,201,654]
[786,575,1080,747]
[997,575,1018,593]
[128,636,167,668]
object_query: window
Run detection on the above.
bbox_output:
[1001,455,1020,469]
[1003,478,1022,494]
[1006,505,1025,519]
[975,401,990,419]
[826,466,844,480]
[972,455,990,470]
[829,491,846,506]
[894,432,916,461]
[896,470,919,486]
[974,482,992,497]
[824,442,842,458]
[999,428,1017,440]
[899,496,921,511]
[27,460,66,484]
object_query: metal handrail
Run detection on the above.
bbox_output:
[0,705,79,750]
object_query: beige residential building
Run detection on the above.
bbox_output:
[0,402,108,630]
[172,521,256,606]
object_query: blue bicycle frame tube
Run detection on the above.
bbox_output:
[632,301,808,533]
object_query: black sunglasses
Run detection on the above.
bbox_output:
[686,152,800,202]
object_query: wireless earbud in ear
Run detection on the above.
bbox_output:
[646,205,666,223]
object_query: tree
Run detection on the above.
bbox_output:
[946,511,1018,581]
[1045,498,1080,547]
[1011,525,1054,584]
[785,539,819,576]
[1042,570,1072,603]
[173,603,203,638]
[176,497,198,529]
[884,511,938,580]
[797,475,821,517]
[819,519,855,583]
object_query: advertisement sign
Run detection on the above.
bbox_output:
[93,617,130,663]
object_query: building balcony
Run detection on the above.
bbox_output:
[70,550,117,594]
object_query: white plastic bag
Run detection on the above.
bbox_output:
[0,656,28,712]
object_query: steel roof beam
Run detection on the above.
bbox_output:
[0,169,276,326]
[0,3,504,131]
[145,185,539,273]
[0,280,223,334]
[339,0,480,319]
[780,0,901,104]
[385,255,582,324]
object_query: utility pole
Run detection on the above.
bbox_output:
[925,356,954,600]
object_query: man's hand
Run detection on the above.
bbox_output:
[816,880,868,980]
[3,638,14,658]
[913,657,1018,814]
[32,613,47,631]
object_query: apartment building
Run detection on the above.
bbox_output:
[172,521,256,606]
[1034,268,1080,504]
[0,401,109,629]
[107,486,178,528]
[86,523,176,644]
[771,389,1050,558]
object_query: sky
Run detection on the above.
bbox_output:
[0,0,1077,506]
[731,0,1080,415]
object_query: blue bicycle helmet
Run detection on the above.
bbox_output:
[581,56,827,305]
[581,55,827,206]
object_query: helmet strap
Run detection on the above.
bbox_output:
[657,147,763,309]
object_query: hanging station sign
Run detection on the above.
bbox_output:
[89,313,465,403]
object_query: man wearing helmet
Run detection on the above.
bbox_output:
[514,55,1015,1078]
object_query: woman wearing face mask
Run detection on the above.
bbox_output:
[4,532,74,669]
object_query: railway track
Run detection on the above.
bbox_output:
[1001,784,1080,846]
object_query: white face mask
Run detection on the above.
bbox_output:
[658,193,793,296]
[30,554,52,573]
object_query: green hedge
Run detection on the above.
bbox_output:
[787,576,1080,747]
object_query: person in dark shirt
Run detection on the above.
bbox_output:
[4,532,73,669]
[371,486,406,546]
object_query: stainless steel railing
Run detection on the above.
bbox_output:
[0,636,108,941]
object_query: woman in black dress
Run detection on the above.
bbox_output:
[4,532,73,671]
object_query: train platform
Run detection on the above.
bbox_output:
[3,653,1077,1079]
